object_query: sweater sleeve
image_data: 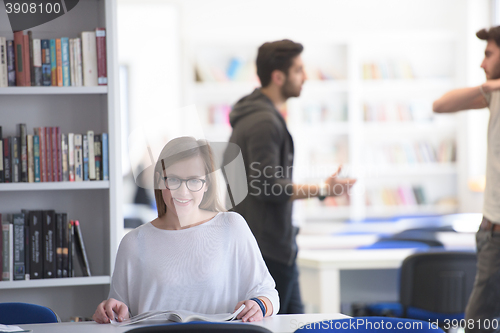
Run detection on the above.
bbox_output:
[246,117,293,204]
[229,212,280,315]
[108,234,132,312]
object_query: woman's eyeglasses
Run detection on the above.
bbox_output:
[162,177,206,192]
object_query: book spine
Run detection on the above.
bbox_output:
[95,28,107,85]
[27,134,34,183]
[39,127,45,182]
[56,38,62,87]
[62,213,68,278]
[55,213,62,278]
[11,136,19,183]
[3,137,10,183]
[88,131,95,180]
[23,34,31,86]
[61,37,70,86]
[29,210,43,279]
[81,31,98,86]
[13,31,25,86]
[19,123,27,182]
[0,37,7,87]
[68,133,75,181]
[41,39,51,86]
[22,209,30,280]
[0,126,3,183]
[52,126,58,182]
[57,129,62,182]
[94,134,101,180]
[8,223,13,280]
[1,217,9,281]
[75,38,83,86]
[69,221,75,277]
[13,213,25,280]
[83,134,89,181]
[102,133,108,181]
[7,40,16,86]
[43,210,56,278]
[34,135,40,182]
[69,38,75,86]
[62,133,69,181]
[74,220,91,276]
[33,38,42,86]
[45,127,52,182]
[28,31,35,86]
[50,39,56,86]
[74,134,83,181]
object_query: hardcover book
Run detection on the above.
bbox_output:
[88,131,95,180]
[42,210,56,278]
[41,39,51,86]
[33,38,43,86]
[102,133,108,181]
[11,136,20,183]
[29,210,43,279]
[34,135,40,182]
[19,123,27,182]
[3,137,10,183]
[0,37,7,87]
[74,134,83,181]
[13,213,25,280]
[73,220,91,276]
[94,134,101,181]
[50,39,57,86]
[81,31,98,86]
[6,40,16,86]
[68,133,75,182]
[13,31,25,86]
[61,37,70,86]
[95,28,107,85]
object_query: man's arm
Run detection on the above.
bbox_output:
[432,85,488,113]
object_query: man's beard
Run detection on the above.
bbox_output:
[488,60,500,80]
[281,78,301,99]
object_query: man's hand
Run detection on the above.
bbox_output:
[92,298,130,324]
[323,165,356,197]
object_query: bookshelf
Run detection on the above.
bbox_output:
[0,0,121,322]
[184,32,462,223]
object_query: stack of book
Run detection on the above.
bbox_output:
[0,124,108,183]
[1,211,91,281]
[0,28,107,87]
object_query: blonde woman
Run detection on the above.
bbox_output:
[93,137,279,324]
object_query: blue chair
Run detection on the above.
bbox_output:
[125,321,272,332]
[294,317,444,332]
[0,302,60,325]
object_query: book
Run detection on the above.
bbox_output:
[19,124,27,182]
[88,131,95,180]
[112,305,246,327]
[32,38,42,86]
[69,220,74,277]
[13,31,25,86]
[34,135,40,182]
[61,37,70,86]
[0,37,7,87]
[74,38,83,86]
[28,31,35,86]
[83,134,89,181]
[3,137,10,183]
[45,127,52,182]
[55,213,63,278]
[41,39,51,86]
[29,210,43,279]
[68,133,75,182]
[73,220,91,276]
[94,134,101,180]
[11,136,20,183]
[102,133,108,181]
[50,39,57,86]
[61,134,69,181]
[2,214,11,281]
[27,134,34,183]
[81,31,98,86]
[95,28,107,85]
[62,213,69,278]
[21,209,30,280]
[69,38,75,86]
[12,213,25,280]
[74,134,83,181]
[42,210,56,278]
[52,127,58,182]
[56,38,62,87]
[6,40,15,86]
[57,128,62,181]
[23,34,30,86]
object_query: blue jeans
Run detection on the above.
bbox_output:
[263,257,304,314]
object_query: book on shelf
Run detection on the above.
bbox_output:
[28,31,34,86]
[43,210,56,278]
[55,213,63,278]
[32,38,42,86]
[362,59,414,80]
[68,133,75,181]
[2,214,13,281]
[82,134,89,181]
[95,28,107,85]
[81,31,98,86]
[3,137,10,183]
[41,39,51,86]
[18,124,27,182]
[11,136,20,183]
[102,133,108,181]
[73,220,91,276]
[366,185,428,207]
[112,305,246,327]
[62,213,69,278]
[0,37,7,87]
[50,39,57,86]
[61,37,70,86]
[6,40,15,86]
[55,38,63,87]
[13,31,25,86]
[23,34,30,86]
[29,210,42,279]
[88,131,95,180]
[94,134,101,180]
[12,213,25,280]
[21,209,29,280]
[74,134,83,181]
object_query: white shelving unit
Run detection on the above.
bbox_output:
[0,0,121,321]
[184,32,463,223]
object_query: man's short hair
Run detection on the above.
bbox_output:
[256,39,303,88]
[477,26,500,47]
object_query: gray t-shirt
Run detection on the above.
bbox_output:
[482,90,500,223]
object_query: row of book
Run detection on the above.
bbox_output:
[363,102,433,122]
[0,124,108,183]
[362,60,414,80]
[195,57,258,82]
[1,210,91,281]
[0,28,107,87]
[366,185,428,206]
[301,102,348,123]
[365,140,456,165]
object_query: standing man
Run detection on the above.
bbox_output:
[225,40,356,314]
[433,27,500,333]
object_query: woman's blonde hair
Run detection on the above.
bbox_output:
[154,137,226,217]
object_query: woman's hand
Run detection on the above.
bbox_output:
[234,299,264,322]
[92,298,130,324]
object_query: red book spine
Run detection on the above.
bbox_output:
[39,127,45,182]
[45,127,52,182]
[95,28,107,85]
[23,35,31,86]
[56,39,62,87]
[57,128,62,182]
[52,127,58,182]
[13,31,25,86]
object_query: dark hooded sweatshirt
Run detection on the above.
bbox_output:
[226,88,298,266]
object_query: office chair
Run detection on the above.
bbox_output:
[294,317,444,332]
[0,302,60,325]
[125,321,272,333]
[363,252,476,325]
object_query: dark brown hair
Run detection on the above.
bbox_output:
[154,137,225,217]
[256,39,304,88]
[477,26,500,47]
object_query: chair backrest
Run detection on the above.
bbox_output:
[0,302,60,325]
[293,317,445,332]
[399,251,477,315]
[125,322,272,333]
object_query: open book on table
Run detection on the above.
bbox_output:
[110,304,245,326]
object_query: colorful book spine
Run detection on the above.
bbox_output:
[34,135,40,182]
[6,40,15,86]
[27,134,34,183]
[61,133,69,181]
[61,37,70,86]
[56,38,62,87]
[68,133,75,182]
[95,28,107,85]
[33,38,42,86]
[52,126,58,182]
[81,31,97,86]
[83,134,89,181]
[74,134,83,181]
[88,131,95,180]
[69,38,75,86]
[37,127,45,182]
[94,134,101,180]
[2,215,11,281]
[57,129,62,182]
[102,133,108,181]
[45,127,52,182]
[50,39,56,86]
[13,31,25,86]
[74,38,83,86]
[41,39,51,86]
[23,34,30,86]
